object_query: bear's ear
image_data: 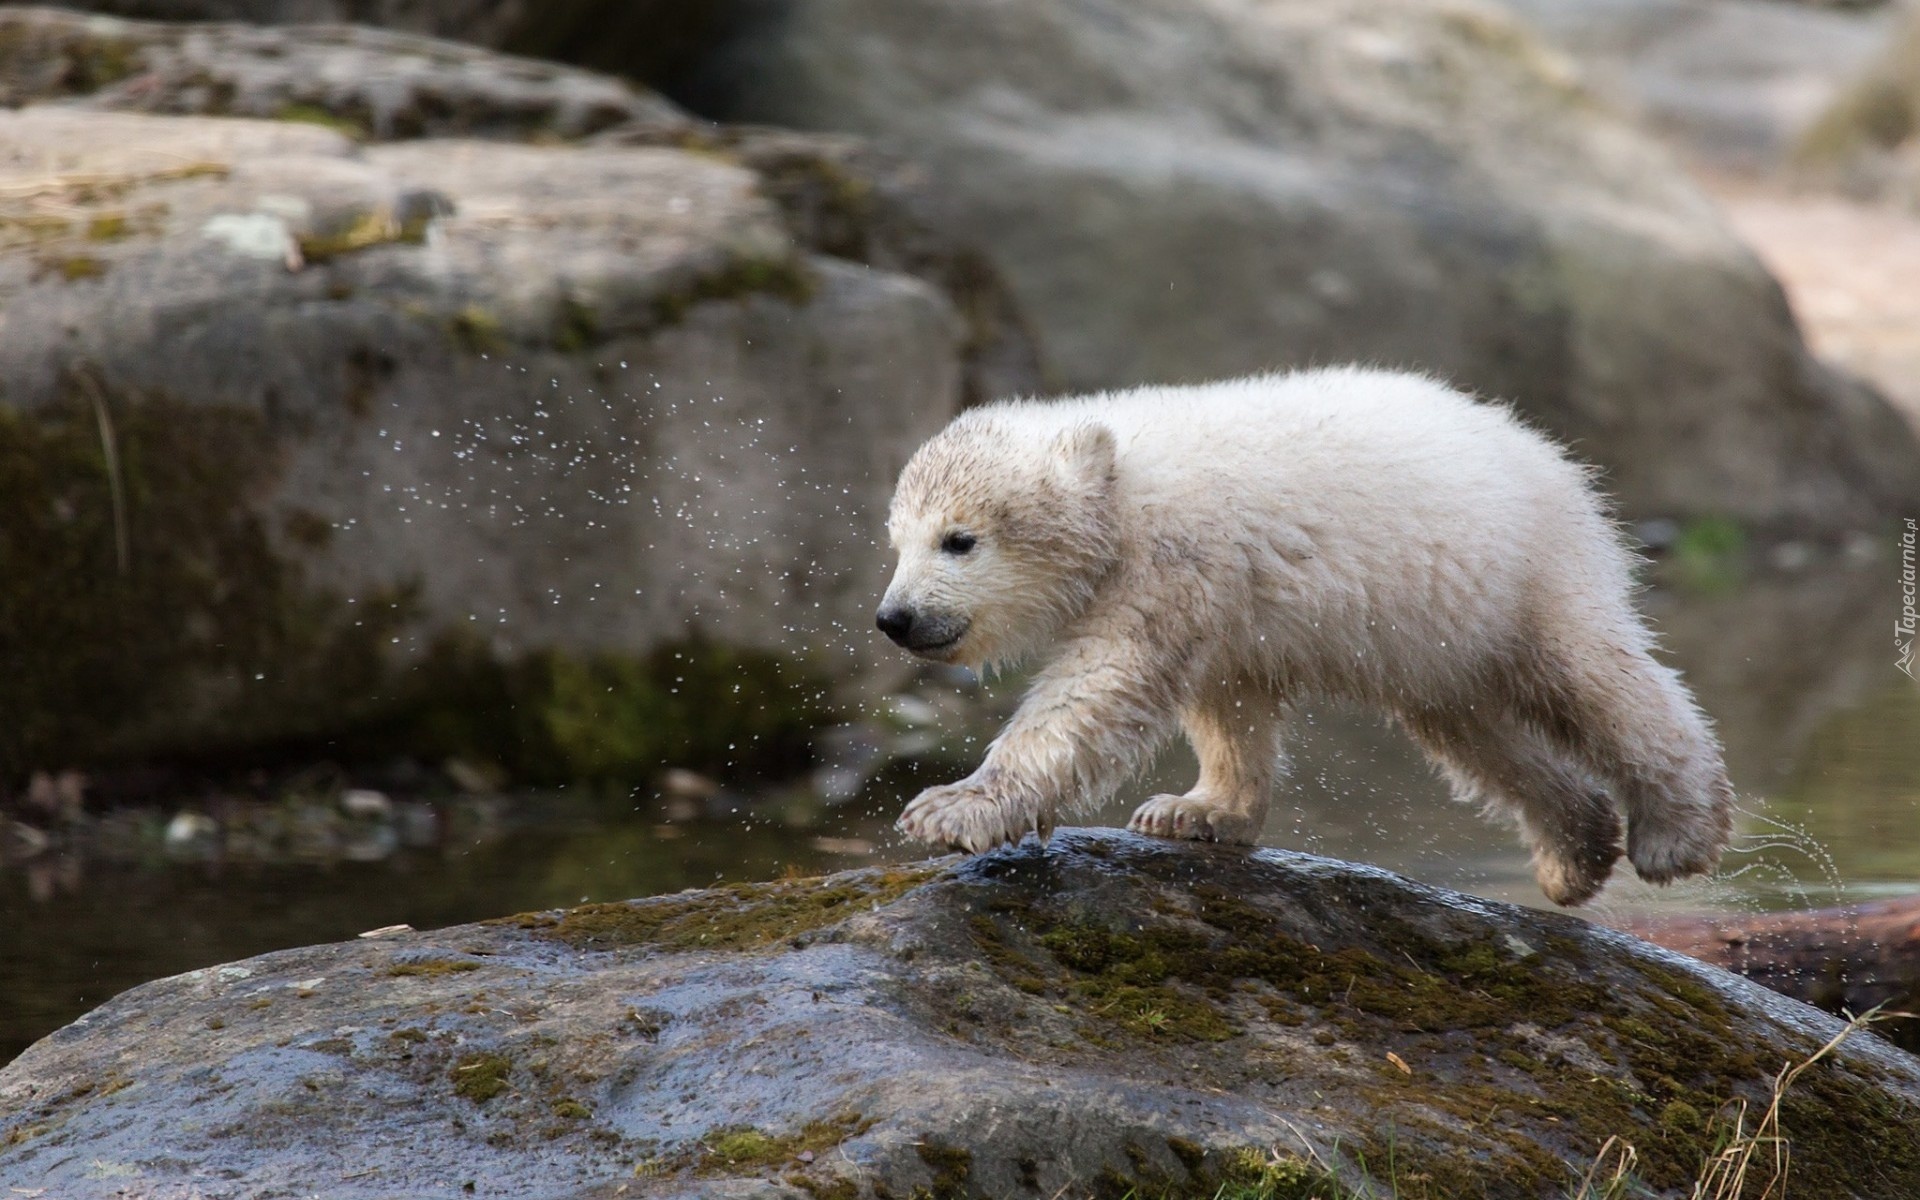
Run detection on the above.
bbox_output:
[1051,422,1116,492]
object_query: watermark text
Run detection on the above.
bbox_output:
[1900,517,1916,679]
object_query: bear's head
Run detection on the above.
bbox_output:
[877,413,1118,670]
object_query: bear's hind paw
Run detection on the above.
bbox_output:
[1128,793,1263,845]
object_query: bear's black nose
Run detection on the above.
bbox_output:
[876,606,915,645]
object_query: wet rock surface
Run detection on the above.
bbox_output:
[3,828,1916,1199]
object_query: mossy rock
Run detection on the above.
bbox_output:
[0,106,970,785]
[0,387,837,786]
[4,831,1916,1198]
[0,385,405,778]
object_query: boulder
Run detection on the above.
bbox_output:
[0,101,971,775]
[2,829,1916,1198]
[680,0,1920,530]
[1794,4,1920,207]
[0,0,729,85]
[1493,0,1897,169]
[0,10,1053,779]
[0,5,684,138]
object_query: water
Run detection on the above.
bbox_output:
[3,557,1916,1064]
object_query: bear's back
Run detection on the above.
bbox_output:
[980,368,1582,532]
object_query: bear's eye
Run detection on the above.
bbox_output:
[940,531,977,556]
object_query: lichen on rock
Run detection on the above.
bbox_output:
[2,830,1914,1198]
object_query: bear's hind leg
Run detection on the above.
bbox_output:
[1534,641,1734,886]
[1128,698,1282,845]
[1403,709,1623,906]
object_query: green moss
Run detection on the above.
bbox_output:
[551,1097,592,1120]
[276,103,367,139]
[84,214,129,242]
[1215,1149,1357,1200]
[388,1027,429,1044]
[387,958,483,977]
[387,632,840,789]
[445,253,813,356]
[967,886,1598,1048]
[448,306,507,356]
[1657,1098,1703,1136]
[501,865,936,952]
[967,903,1246,1043]
[651,253,816,326]
[0,389,413,778]
[451,1051,513,1103]
[965,914,1050,995]
[1166,1136,1207,1174]
[787,1175,858,1200]
[703,1127,783,1167]
[297,208,429,263]
[744,146,880,262]
[1666,514,1747,594]
[947,870,1920,1197]
[0,213,74,249]
[914,1138,971,1198]
[1070,1142,1362,1200]
[55,255,106,281]
[553,295,598,352]
[0,26,142,98]
[697,1112,874,1173]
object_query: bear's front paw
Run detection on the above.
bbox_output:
[896,780,1044,855]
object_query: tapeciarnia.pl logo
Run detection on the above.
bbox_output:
[1900,517,1917,680]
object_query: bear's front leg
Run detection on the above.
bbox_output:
[895,608,1188,855]
[896,771,1052,854]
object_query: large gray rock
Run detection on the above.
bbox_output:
[0,5,684,138]
[1794,4,1920,207]
[2,829,1917,1198]
[0,103,968,771]
[1493,0,1897,168]
[682,0,1920,529]
[24,1,1920,527]
[0,0,734,85]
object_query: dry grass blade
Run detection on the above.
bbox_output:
[76,366,130,576]
[1570,1134,1638,1199]
[1567,1008,1912,1200]
[1689,1006,1911,1200]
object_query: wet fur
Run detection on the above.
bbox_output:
[879,367,1733,905]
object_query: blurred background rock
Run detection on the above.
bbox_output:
[0,0,1917,1064]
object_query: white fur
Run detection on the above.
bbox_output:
[879,367,1733,905]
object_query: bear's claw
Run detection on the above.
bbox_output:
[896,780,1045,854]
[1127,793,1263,844]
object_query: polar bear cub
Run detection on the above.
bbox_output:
[875,367,1733,906]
